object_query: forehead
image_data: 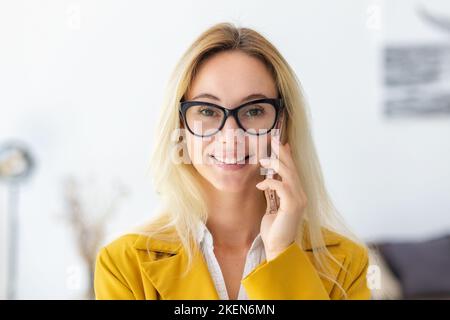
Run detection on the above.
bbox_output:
[187,50,277,105]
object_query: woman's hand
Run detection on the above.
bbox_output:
[256,136,308,261]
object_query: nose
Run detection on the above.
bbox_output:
[216,115,244,144]
[222,113,240,130]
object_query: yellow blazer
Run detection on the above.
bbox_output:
[94,228,371,300]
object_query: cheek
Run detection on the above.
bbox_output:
[185,134,211,164]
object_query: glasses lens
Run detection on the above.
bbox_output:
[185,104,224,136]
[237,102,276,134]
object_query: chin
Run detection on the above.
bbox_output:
[210,179,249,193]
[206,166,259,192]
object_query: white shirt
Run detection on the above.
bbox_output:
[195,219,266,300]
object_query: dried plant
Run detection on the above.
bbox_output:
[61,176,129,299]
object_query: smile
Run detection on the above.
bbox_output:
[209,154,250,164]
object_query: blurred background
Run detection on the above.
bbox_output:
[1,0,449,299]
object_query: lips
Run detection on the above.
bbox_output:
[209,154,251,164]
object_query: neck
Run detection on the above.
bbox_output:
[203,183,267,250]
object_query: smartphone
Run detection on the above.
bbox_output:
[263,115,286,214]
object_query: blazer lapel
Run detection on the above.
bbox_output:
[133,234,220,299]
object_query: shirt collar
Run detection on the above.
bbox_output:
[195,219,265,252]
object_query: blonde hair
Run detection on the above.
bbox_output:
[134,22,365,299]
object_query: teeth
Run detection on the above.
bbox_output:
[211,155,247,164]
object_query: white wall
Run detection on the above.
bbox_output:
[0,0,449,299]
[0,186,7,299]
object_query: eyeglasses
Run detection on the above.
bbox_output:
[179,98,284,137]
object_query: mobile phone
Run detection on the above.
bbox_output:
[263,116,286,214]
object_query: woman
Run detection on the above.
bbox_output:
[94,22,371,300]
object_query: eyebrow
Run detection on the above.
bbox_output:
[191,93,269,104]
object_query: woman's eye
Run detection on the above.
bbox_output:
[199,108,216,117]
[246,108,264,117]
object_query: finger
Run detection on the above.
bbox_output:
[256,179,296,216]
[255,178,289,200]
[259,157,291,182]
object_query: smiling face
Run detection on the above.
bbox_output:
[183,50,280,193]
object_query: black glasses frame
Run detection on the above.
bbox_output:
[179,98,284,137]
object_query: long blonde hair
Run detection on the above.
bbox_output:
[134,22,364,299]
